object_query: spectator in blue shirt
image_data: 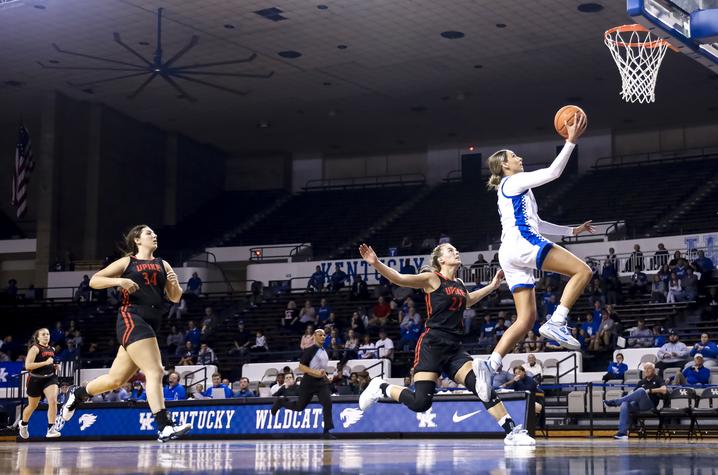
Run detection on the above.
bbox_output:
[203,373,233,398]
[688,333,718,369]
[603,353,629,382]
[479,314,496,348]
[234,377,256,397]
[186,272,202,296]
[591,301,603,322]
[50,321,65,346]
[399,259,417,275]
[307,266,326,292]
[329,268,348,293]
[693,250,715,288]
[682,354,710,386]
[163,371,187,400]
[317,298,332,325]
[397,318,423,351]
[129,381,147,401]
[185,320,201,347]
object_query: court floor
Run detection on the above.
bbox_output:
[3,438,718,474]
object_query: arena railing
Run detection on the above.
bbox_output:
[303,173,425,191]
[248,243,313,262]
[585,244,715,278]
[593,148,718,169]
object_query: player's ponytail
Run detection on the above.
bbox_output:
[420,243,449,273]
[122,224,148,256]
[486,149,510,190]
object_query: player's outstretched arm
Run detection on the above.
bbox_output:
[467,270,503,307]
[359,243,439,291]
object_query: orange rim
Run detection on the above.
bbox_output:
[604,24,672,49]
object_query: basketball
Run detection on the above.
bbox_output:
[554,105,587,139]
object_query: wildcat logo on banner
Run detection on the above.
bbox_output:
[0,362,23,388]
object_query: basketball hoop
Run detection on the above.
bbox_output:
[604,24,673,104]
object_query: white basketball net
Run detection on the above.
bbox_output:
[604,26,669,104]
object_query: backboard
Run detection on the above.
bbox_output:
[628,0,718,72]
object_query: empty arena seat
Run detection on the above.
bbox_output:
[568,390,586,414]
[604,388,624,414]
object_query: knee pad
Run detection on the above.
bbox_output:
[483,389,502,410]
[400,381,436,413]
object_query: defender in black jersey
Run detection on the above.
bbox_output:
[59,225,191,442]
[18,328,60,439]
[358,242,535,446]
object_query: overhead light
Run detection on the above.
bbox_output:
[257,120,271,128]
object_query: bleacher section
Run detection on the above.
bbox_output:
[658,183,718,236]
[0,210,24,239]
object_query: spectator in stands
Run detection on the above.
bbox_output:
[472,254,489,270]
[657,264,671,287]
[505,366,543,416]
[300,325,316,350]
[197,343,217,365]
[331,361,352,389]
[397,316,422,352]
[229,321,252,356]
[177,342,197,365]
[605,304,621,326]
[655,330,690,371]
[325,312,341,332]
[201,306,218,333]
[586,280,605,307]
[329,268,348,293]
[350,276,369,300]
[492,365,515,389]
[163,371,187,400]
[652,323,666,347]
[624,244,644,272]
[104,385,129,402]
[274,372,300,397]
[325,328,344,360]
[688,333,718,369]
[235,377,256,397]
[581,312,600,350]
[693,250,715,289]
[602,353,628,382]
[628,268,649,298]
[350,311,365,334]
[668,250,682,269]
[317,298,332,326]
[649,274,667,303]
[606,247,618,268]
[674,259,689,280]
[299,300,317,327]
[251,330,268,352]
[74,275,92,302]
[185,320,201,347]
[707,288,718,320]
[462,306,476,335]
[591,311,616,352]
[186,272,202,296]
[269,373,286,395]
[342,329,359,358]
[682,268,699,301]
[358,334,377,359]
[490,253,500,272]
[521,330,542,353]
[50,322,65,346]
[166,325,185,357]
[68,329,83,350]
[628,320,653,348]
[4,278,18,301]
[420,236,437,252]
[368,296,391,330]
[56,341,78,362]
[250,280,263,307]
[525,354,543,381]
[652,243,670,270]
[129,381,147,401]
[168,297,187,321]
[400,258,417,275]
[682,354,710,386]
[203,373,233,398]
[601,261,620,306]
[604,362,667,440]
[375,330,394,361]
[494,316,508,340]
[281,300,301,333]
[307,266,326,292]
[666,273,685,303]
[478,314,496,349]
[57,381,70,405]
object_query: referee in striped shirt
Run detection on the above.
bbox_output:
[271,328,335,437]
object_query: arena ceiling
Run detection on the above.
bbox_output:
[0,0,715,154]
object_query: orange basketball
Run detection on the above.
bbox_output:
[554,105,587,139]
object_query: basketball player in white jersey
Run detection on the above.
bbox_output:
[473,112,592,401]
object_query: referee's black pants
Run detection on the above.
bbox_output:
[277,375,334,432]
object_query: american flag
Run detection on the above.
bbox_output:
[10,126,34,219]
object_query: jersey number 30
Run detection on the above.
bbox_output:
[142,271,158,286]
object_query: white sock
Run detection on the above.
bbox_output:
[19,420,27,427]
[489,352,503,372]
[549,305,570,325]
[386,384,402,398]
[498,414,509,426]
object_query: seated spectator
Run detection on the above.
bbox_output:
[586,280,605,308]
[329,268,348,293]
[494,316,508,340]
[269,373,286,395]
[317,298,332,326]
[492,365,515,389]
[197,343,217,365]
[350,276,369,300]
[367,296,391,329]
[603,362,666,440]
[590,311,615,352]
[688,333,718,369]
[250,280,263,307]
[50,322,65,346]
[602,353,628,382]
[504,366,543,416]
[298,300,317,327]
[104,386,129,402]
[129,381,147,401]
[649,274,667,303]
[203,372,233,398]
[324,328,344,360]
[627,320,653,348]
[462,307,477,335]
[652,323,666,347]
[324,312,341,332]
[420,236,437,252]
[56,341,78,362]
[624,244,644,272]
[673,258,689,279]
[163,371,187,400]
[166,326,185,356]
[344,329,360,359]
[348,372,361,394]
[350,311,365,334]
[307,266,326,293]
[666,273,685,303]
[300,325,316,350]
[438,232,451,244]
[74,275,92,302]
[375,330,394,361]
[581,312,600,350]
[168,298,187,321]
[250,330,268,352]
[281,300,301,333]
[681,354,710,386]
[229,321,252,356]
[628,269,649,298]
[522,330,543,353]
[358,334,377,359]
[682,268,699,301]
[478,314,496,349]
[68,329,83,350]
[186,272,203,296]
[656,330,690,371]
[652,243,669,270]
[57,381,71,405]
[274,372,300,397]
[399,236,414,254]
[177,341,197,365]
[185,320,201,347]
[234,377,256,397]
[693,250,715,288]
[525,354,544,381]
[397,317,423,352]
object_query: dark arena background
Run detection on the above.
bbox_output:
[1,0,718,473]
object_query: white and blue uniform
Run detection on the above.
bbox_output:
[497,142,576,292]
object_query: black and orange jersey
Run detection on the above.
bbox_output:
[120,256,167,308]
[423,272,468,336]
[30,343,55,376]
